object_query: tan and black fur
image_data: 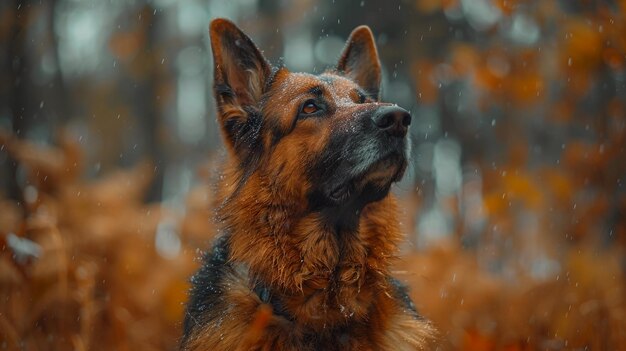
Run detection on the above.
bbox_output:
[181,18,435,351]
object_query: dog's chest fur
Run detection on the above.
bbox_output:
[183,198,435,350]
[184,234,434,351]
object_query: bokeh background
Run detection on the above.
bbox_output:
[1,0,625,350]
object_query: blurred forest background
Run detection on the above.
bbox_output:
[1,0,625,350]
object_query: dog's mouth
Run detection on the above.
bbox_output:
[327,153,407,204]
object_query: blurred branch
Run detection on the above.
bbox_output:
[5,0,32,202]
[46,0,72,124]
[137,4,163,202]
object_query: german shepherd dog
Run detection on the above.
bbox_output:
[181,18,435,350]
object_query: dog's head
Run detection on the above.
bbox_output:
[210,19,411,219]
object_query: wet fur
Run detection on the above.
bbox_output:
[181,18,435,350]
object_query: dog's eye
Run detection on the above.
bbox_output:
[301,100,320,114]
[357,92,367,104]
[357,91,375,104]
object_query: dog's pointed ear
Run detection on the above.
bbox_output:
[337,26,382,100]
[210,18,272,155]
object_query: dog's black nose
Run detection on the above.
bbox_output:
[371,106,411,137]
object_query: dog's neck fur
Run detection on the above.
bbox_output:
[214,164,403,330]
